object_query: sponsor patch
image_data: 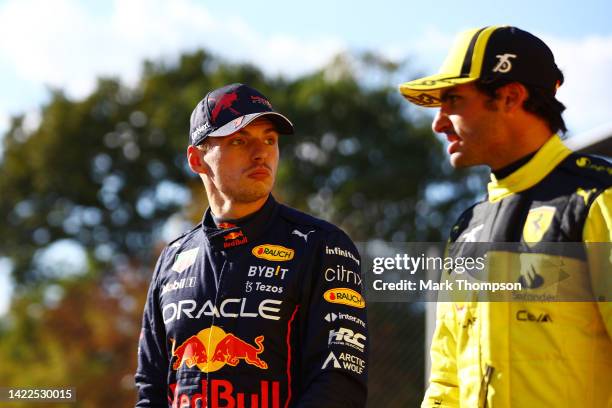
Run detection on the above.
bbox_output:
[325,246,360,265]
[252,244,294,262]
[171,325,267,373]
[328,327,366,352]
[322,351,365,374]
[171,247,199,273]
[325,265,362,286]
[324,312,366,328]
[523,206,556,246]
[161,277,197,295]
[248,265,288,280]
[323,288,365,309]
[162,298,282,324]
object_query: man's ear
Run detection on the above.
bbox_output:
[499,82,528,112]
[187,145,208,174]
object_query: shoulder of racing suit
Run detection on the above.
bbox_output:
[277,203,354,239]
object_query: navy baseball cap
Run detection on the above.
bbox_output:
[189,83,294,146]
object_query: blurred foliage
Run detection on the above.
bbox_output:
[0,49,479,406]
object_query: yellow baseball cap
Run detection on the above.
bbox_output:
[399,26,563,107]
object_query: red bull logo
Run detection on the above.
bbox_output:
[170,379,281,408]
[224,231,245,241]
[223,229,248,249]
[211,91,240,121]
[171,326,268,373]
[218,222,237,229]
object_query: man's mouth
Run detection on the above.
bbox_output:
[446,134,461,154]
[247,166,271,179]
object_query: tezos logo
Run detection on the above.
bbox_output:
[323,288,365,308]
[252,245,294,261]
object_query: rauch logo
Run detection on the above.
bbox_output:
[252,244,294,261]
[323,288,365,308]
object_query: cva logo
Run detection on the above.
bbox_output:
[323,288,365,308]
[252,245,294,261]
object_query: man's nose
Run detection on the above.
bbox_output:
[251,139,268,161]
[432,109,450,134]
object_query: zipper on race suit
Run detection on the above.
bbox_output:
[478,365,494,408]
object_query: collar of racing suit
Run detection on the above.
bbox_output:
[200,194,279,251]
[487,134,571,203]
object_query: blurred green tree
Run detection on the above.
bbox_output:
[0,49,479,406]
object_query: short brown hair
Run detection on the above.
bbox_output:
[475,77,567,134]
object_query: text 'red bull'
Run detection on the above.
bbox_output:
[170,379,280,408]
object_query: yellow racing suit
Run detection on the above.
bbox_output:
[423,136,612,407]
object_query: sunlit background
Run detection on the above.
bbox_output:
[0,0,611,405]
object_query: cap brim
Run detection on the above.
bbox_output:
[208,112,295,137]
[399,74,476,107]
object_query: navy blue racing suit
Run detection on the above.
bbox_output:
[135,195,368,407]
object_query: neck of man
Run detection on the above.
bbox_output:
[206,193,269,220]
[488,115,554,171]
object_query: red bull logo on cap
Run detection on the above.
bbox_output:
[171,326,268,373]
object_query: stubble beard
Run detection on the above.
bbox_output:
[226,178,274,204]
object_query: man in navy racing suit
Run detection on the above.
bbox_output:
[135,83,368,407]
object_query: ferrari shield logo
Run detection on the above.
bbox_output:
[523,206,556,246]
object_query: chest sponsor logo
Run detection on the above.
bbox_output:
[248,265,288,280]
[223,230,248,249]
[323,288,365,309]
[516,310,552,323]
[171,247,199,273]
[329,327,366,352]
[324,312,366,328]
[321,351,365,374]
[170,379,279,408]
[292,229,315,242]
[523,206,556,246]
[171,325,267,373]
[161,277,197,295]
[325,265,362,286]
[169,379,279,408]
[245,281,284,294]
[162,298,282,324]
[251,244,294,261]
[325,246,360,265]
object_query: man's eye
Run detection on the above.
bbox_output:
[446,95,459,103]
[265,137,277,145]
[230,138,245,145]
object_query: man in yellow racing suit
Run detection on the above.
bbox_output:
[399,25,611,407]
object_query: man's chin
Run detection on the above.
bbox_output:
[449,153,468,169]
[232,184,273,204]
